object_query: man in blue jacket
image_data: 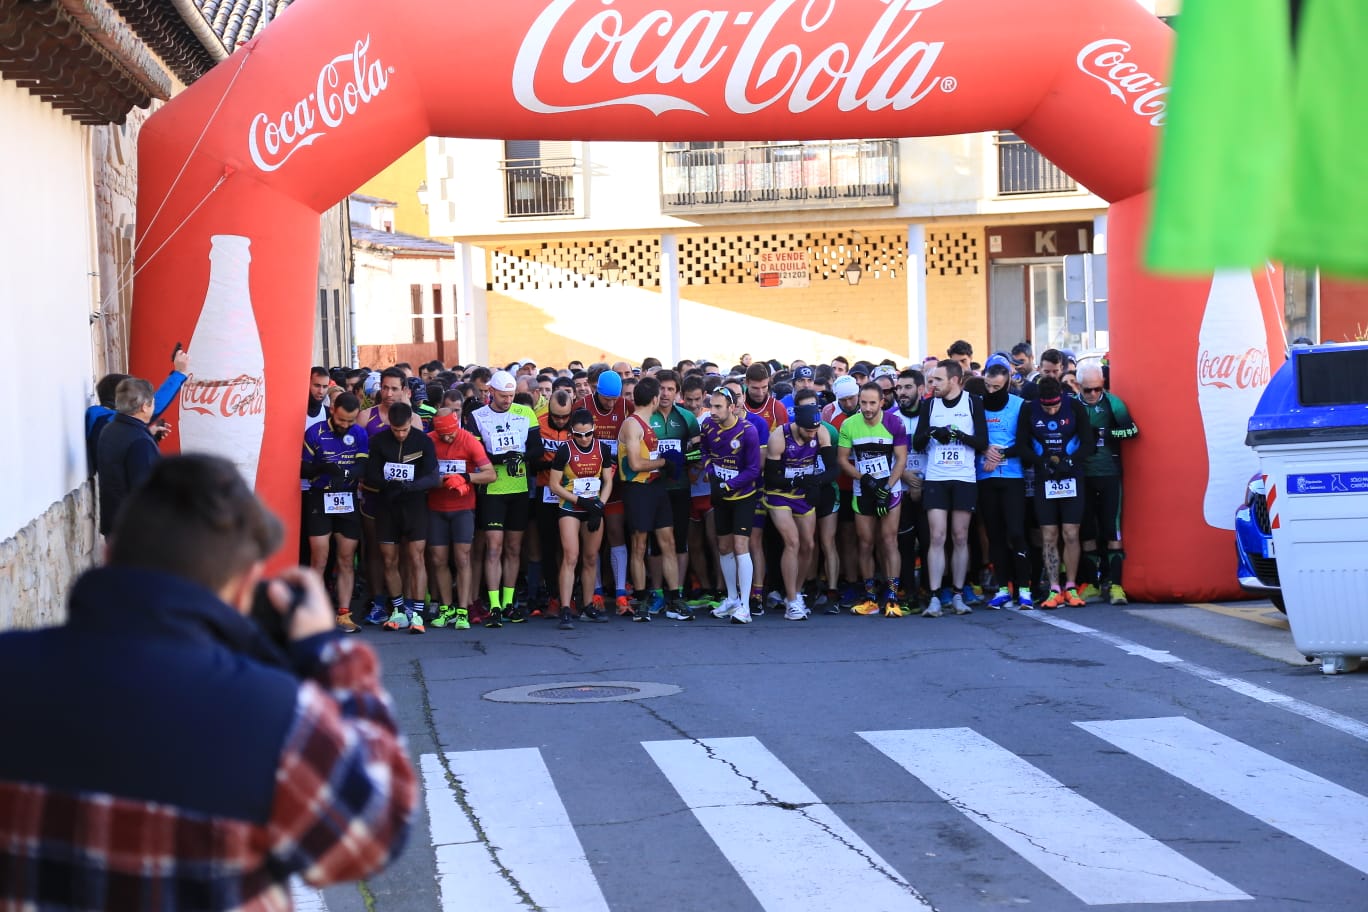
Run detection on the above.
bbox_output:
[95,377,161,537]
[85,345,189,476]
[0,454,417,910]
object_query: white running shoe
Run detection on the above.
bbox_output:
[712,597,740,619]
[923,596,943,618]
[952,592,972,615]
[784,599,810,621]
[730,601,753,624]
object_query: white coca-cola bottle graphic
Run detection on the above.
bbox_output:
[1196,269,1272,529]
[179,235,266,487]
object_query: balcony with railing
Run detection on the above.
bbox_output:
[500,157,578,218]
[996,132,1078,196]
[661,140,899,213]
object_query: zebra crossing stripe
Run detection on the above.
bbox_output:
[1078,716,1368,876]
[859,728,1250,905]
[642,736,933,911]
[421,750,610,912]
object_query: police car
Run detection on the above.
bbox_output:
[1234,471,1283,611]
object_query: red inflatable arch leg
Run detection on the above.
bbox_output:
[130,0,1283,598]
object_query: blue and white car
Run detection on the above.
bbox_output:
[1234,472,1284,611]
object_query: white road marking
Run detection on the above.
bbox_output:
[643,736,932,911]
[860,727,1249,905]
[1080,716,1368,875]
[421,749,610,911]
[1020,609,1368,742]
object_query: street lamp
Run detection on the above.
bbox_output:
[416,180,431,212]
[844,261,863,286]
[599,258,622,283]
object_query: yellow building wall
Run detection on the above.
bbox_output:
[354,143,429,237]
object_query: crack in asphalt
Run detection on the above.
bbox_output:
[633,700,940,911]
[941,794,1238,895]
[412,659,543,911]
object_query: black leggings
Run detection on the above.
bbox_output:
[978,477,1031,591]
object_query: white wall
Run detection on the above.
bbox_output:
[428,135,1106,240]
[352,249,457,345]
[0,80,97,541]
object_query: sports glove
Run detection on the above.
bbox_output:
[873,483,893,516]
[930,426,953,445]
[661,448,686,480]
[504,452,525,477]
[860,472,887,494]
[796,474,823,494]
[576,495,602,513]
[586,511,603,533]
[442,474,471,495]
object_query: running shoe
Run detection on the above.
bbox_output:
[505,604,528,623]
[581,601,609,623]
[1041,589,1064,610]
[952,592,972,615]
[558,611,575,630]
[408,612,426,634]
[750,595,766,617]
[987,587,1014,610]
[1017,591,1035,610]
[712,597,740,619]
[883,596,905,618]
[784,599,811,621]
[336,611,361,634]
[1079,583,1101,602]
[632,601,652,622]
[1108,584,1129,606]
[383,609,409,631]
[962,586,984,607]
[665,600,695,621]
[730,601,753,624]
[922,596,943,618]
[646,592,667,616]
[615,595,633,617]
[454,608,470,630]
[430,605,459,629]
[484,609,503,628]
[1064,587,1087,607]
[851,596,880,615]
[765,590,785,611]
[364,604,389,626]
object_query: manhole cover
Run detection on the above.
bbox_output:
[483,680,682,704]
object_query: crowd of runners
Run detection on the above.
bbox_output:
[295,341,1138,633]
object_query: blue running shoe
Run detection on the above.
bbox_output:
[364,604,390,626]
[988,587,1014,609]
[646,592,666,615]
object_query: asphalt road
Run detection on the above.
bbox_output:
[308,600,1368,912]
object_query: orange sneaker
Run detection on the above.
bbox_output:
[1041,589,1065,610]
[615,595,633,616]
[1064,587,1087,607]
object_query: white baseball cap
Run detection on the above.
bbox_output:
[832,375,861,399]
[489,370,517,393]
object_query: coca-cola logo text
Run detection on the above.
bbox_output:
[513,0,953,117]
[1197,348,1270,391]
[248,36,392,173]
[181,374,267,418]
[1076,38,1167,126]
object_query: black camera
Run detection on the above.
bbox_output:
[249,580,305,652]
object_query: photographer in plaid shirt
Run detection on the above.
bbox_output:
[0,455,416,910]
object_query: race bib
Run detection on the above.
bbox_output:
[905,452,926,476]
[784,466,813,480]
[384,462,414,482]
[477,412,530,455]
[647,449,660,461]
[542,486,559,504]
[438,459,466,476]
[658,438,682,453]
[1044,478,1078,500]
[603,439,619,457]
[713,465,738,482]
[572,477,602,498]
[323,492,354,514]
[934,446,967,468]
[856,454,890,478]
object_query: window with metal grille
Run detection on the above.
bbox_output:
[502,140,577,218]
[410,284,424,344]
[995,132,1078,195]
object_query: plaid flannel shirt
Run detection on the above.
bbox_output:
[0,637,416,911]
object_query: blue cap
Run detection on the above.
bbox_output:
[596,371,622,397]
[985,353,1013,372]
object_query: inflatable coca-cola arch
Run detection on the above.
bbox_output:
[131,0,1284,601]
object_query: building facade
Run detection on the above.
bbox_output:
[425,133,1109,369]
